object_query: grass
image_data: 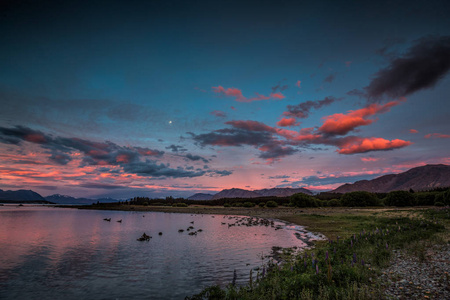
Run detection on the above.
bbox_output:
[186,207,448,300]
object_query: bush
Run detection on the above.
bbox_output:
[265,200,278,208]
[328,199,340,207]
[243,201,255,208]
[435,202,445,207]
[385,191,415,207]
[415,192,437,206]
[290,193,317,207]
[232,202,243,207]
[341,191,381,207]
[443,190,450,205]
[258,202,266,208]
[223,203,231,207]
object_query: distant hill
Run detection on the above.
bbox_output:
[0,189,47,202]
[211,188,260,200]
[199,187,312,200]
[254,187,313,197]
[45,194,119,205]
[187,193,214,200]
[332,164,450,193]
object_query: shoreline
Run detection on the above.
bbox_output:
[70,204,430,240]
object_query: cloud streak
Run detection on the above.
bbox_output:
[212,86,285,102]
[283,96,340,119]
[425,133,450,139]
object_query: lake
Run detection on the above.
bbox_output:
[0,205,321,299]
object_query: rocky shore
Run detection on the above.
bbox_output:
[382,243,450,299]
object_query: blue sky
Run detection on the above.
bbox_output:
[0,0,449,198]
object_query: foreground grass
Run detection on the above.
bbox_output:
[187,208,448,300]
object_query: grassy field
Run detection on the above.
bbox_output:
[183,206,449,300]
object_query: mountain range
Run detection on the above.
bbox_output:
[0,190,120,205]
[1,164,449,203]
[44,194,120,205]
[0,189,47,203]
[331,164,450,193]
[188,187,313,200]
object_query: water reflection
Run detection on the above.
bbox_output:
[0,206,319,299]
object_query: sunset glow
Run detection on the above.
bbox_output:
[0,0,449,199]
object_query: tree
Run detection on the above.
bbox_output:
[385,190,415,207]
[341,191,380,207]
[290,193,317,207]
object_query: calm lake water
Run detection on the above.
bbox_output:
[0,205,320,299]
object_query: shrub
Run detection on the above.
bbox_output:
[232,202,243,207]
[265,200,278,208]
[415,192,437,206]
[341,191,380,207]
[243,201,255,208]
[223,203,231,207]
[176,203,188,207]
[385,190,415,207]
[435,202,445,207]
[443,189,450,205]
[258,202,266,208]
[328,199,340,207]
[290,193,317,207]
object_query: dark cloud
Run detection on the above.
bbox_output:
[166,144,187,152]
[271,84,288,93]
[365,36,450,101]
[323,73,336,83]
[298,173,380,186]
[284,96,340,119]
[49,151,72,165]
[258,144,298,160]
[269,175,290,179]
[0,125,48,145]
[207,169,233,176]
[191,128,273,147]
[122,161,207,178]
[79,183,126,189]
[184,153,209,163]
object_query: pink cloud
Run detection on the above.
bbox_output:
[345,61,352,67]
[275,127,322,142]
[409,129,419,134]
[296,80,301,88]
[319,100,402,135]
[360,157,379,162]
[212,86,285,102]
[210,110,227,118]
[424,133,450,139]
[212,86,246,101]
[269,92,285,100]
[276,117,299,127]
[338,137,412,154]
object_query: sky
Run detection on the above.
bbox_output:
[0,0,450,199]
